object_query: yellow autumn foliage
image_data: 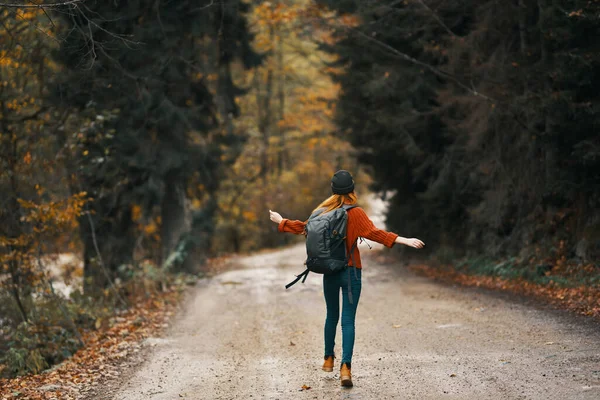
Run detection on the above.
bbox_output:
[210,0,359,254]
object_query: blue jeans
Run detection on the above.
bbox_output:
[323,267,362,366]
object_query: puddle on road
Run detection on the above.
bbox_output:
[215,267,322,291]
[143,337,173,346]
[236,244,307,269]
[436,323,463,329]
[339,392,362,400]
[220,281,243,285]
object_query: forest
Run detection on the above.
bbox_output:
[1,0,598,384]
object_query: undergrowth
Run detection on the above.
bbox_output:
[449,255,599,288]
[0,265,200,378]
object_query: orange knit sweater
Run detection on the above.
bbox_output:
[278,206,398,268]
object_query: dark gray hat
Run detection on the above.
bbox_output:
[331,170,355,194]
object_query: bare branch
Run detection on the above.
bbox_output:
[0,0,85,8]
[86,16,96,67]
[5,106,47,122]
[413,0,457,37]
[85,13,143,47]
[191,0,215,13]
[37,0,56,28]
[347,26,495,103]
[338,23,537,134]
[84,209,129,307]
[14,6,60,42]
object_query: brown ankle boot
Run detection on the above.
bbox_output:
[322,355,335,372]
[340,363,352,387]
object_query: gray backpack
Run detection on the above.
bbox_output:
[285,204,359,301]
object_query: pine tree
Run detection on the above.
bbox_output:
[319,0,460,247]
[52,1,259,293]
[321,0,600,260]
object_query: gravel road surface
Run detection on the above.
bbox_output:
[110,242,600,400]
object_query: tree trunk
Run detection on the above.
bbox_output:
[258,25,275,181]
[537,0,549,65]
[181,197,218,273]
[160,170,186,265]
[1,110,29,321]
[82,236,107,296]
[260,70,273,180]
[80,190,135,296]
[537,0,556,189]
[518,0,528,56]
[217,49,236,136]
[11,281,28,323]
[277,32,286,176]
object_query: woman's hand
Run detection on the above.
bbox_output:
[396,236,425,249]
[269,210,283,224]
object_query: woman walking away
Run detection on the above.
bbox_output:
[268,170,424,387]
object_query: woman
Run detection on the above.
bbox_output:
[268,170,424,387]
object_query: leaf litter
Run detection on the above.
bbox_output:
[0,288,183,400]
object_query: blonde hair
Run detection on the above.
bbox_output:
[313,192,358,214]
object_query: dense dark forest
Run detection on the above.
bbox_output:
[321,0,599,264]
[0,0,598,383]
[0,0,262,377]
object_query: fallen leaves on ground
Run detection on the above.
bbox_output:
[410,264,600,320]
[202,254,249,276]
[0,289,183,400]
[220,281,243,285]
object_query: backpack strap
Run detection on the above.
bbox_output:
[343,204,358,304]
[285,269,309,289]
[346,239,359,304]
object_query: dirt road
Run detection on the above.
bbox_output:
[109,239,600,400]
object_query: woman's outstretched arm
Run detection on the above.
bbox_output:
[352,208,424,249]
[394,236,425,249]
[269,210,306,235]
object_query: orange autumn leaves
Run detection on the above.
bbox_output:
[253,2,360,51]
[254,2,299,28]
[411,264,600,320]
[1,192,88,268]
[18,193,88,233]
[247,1,343,140]
[0,287,182,400]
[277,86,339,136]
[213,0,358,252]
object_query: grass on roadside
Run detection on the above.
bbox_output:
[0,262,201,381]
[411,252,600,319]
